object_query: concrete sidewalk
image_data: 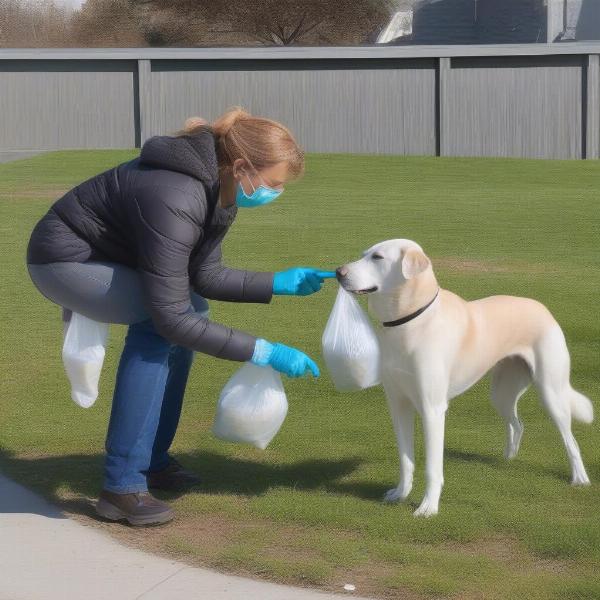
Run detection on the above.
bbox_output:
[0,474,371,600]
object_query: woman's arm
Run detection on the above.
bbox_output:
[189,241,275,303]
[129,183,259,361]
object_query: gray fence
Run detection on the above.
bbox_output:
[1,45,599,159]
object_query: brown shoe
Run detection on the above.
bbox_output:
[95,489,174,526]
[147,457,201,492]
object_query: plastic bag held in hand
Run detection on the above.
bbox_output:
[212,363,288,450]
[61,312,109,408]
[322,286,381,391]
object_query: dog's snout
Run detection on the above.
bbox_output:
[336,266,349,280]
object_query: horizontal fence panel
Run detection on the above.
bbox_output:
[2,44,600,59]
[146,59,437,155]
[0,60,137,151]
[0,46,598,159]
[443,55,584,159]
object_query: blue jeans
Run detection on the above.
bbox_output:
[27,261,209,493]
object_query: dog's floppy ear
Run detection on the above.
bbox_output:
[401,247,430,279]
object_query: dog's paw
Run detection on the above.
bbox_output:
[383,486,410,503]
[413,497,439,518]
[571,472,591,486]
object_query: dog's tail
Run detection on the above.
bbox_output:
[569,387,594,424]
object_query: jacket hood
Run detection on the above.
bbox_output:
[139,127,219,185]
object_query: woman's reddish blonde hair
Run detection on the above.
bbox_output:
[174,107,304,179]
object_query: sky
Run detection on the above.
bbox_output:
[53,0,86,9]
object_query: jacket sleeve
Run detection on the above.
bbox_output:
[130,184,258,362]
[190,241,275,303]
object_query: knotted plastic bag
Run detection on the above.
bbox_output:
[322,286,381,391]
[61,312,109,408]
[212,363,288,450]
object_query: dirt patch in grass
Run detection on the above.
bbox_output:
[4,185,69,201]
[439,535,570,574]
[333,564,423,600]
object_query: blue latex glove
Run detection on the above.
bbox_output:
[251,339,320,378]
[272,267,337,296]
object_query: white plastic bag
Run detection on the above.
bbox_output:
[322,286,381,392]
[61,312,109,408]
[212,363,288,450]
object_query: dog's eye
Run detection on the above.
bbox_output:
[372,254,384,260]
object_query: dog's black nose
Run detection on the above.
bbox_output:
[336,266,348,279]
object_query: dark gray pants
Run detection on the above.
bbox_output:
[27,261,209,325]
[27,260,209,493]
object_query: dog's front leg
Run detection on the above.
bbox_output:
[414,406,447,518]
[383,393,415,503]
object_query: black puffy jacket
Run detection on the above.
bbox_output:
[26,127,275,362]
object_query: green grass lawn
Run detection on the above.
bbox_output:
[1,150,599,599]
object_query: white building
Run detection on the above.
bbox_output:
[377,0,600,45]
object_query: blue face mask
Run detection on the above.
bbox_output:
[235,172,283,208]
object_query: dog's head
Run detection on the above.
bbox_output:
[336,239,431,295]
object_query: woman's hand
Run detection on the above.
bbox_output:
[251,339,320,378]
[272,267,336,296]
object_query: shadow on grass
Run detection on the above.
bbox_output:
[445,448,589,483]
[321,447,590,503]
[0,445,363,520]
[1,443,590,522]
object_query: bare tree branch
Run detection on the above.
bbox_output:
[0,0,396,48]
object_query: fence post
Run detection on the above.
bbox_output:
[136,59,152,147]
[586,54,600,160]
[438,57,451,157]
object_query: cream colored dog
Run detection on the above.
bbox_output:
[335,239,594,517]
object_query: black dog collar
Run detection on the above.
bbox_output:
[382,289,440,328]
